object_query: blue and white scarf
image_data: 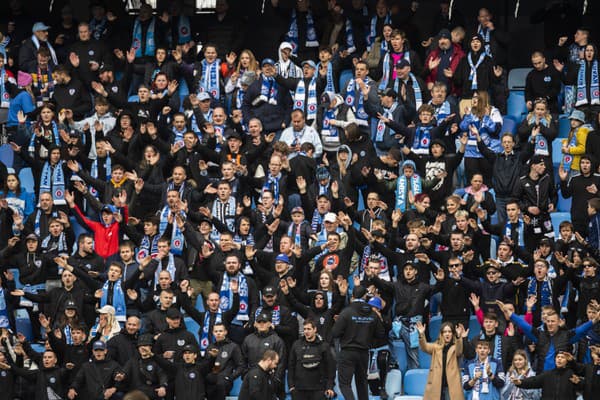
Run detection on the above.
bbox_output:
[366,13,391,51]
[526,277,553,312]
[28,121,60,156]
[431,100,452,126]
[89,17,108,40]
[137,234,160,261]
[31,35,57,65]
[395,174,421,212]
[575,60,600,106]
[311,209,324,234]
[259,77,279,105]
[393,75,423,112]
[132,17,156,58]
[63,324,73,345]
[375,102,397,142]
[379,51,411,90]
[0,68,9,108]
[468,52,486,90]
[504,219,525,249]
[40,161,65,205]
[200,58,221,100]
[0,288,9,328]
[344,18,356,53]
[101,279,126,322]
[345,77,370,120]
[562,131,579,172]
[256,305,280,326]
[294,77,318,120]
[321,107,339,144]
[219,272,249,324]
[477,25,492,57]
[33,209,57,237]
[172,126,186,147]
[359,246,390,281]
[235,87,245,110]
[412,125,433,155]
[318,62,335,93]
[287,221,306,247]
[154,253,176,289]
[211,197,236,241]
[90,156,111,198]
[285,9,319,55]
[528,117,550,156]
[263,174,282,204]
[159,206,185,256]
[177,15,192,44]
[200,310,221,353]
[41,232,68,254]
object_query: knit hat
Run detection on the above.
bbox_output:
[17,71,32,87]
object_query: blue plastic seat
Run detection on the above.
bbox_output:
[508,68,532,91]
[557,190,572,213]
[386,369,403,398]
[552,138,564,167]
[10,268,23,289]
[195,295,205,312]
[468,315,481,340]
[501,116,517,135]
[18,167,35,193]
[507,91,527,118]
[418,349,431,369]
[428,315,442,339]
[403,369,429,396]
[0,144,14,168]
[551,212,571,237]
[184,317,200,343]
[15,309,33,341]
[390,339,408,374]
[229,376,243,396]
[558,116,570,138]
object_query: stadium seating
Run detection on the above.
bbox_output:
[184,317,200,343]
[227,376,243,399]
[557,190,572,213]
[551,213,571,236]
[18,167,35,193]
[506,91,527,119]
[386,368,403,398]
[14,308,33,341]
[428,315,442,339]
[403,369,429,396]
[418,349,431,369]
[508,68,532,91]
[196,295,205,312]
[552,138,564,167]
[501,116,517,135]
[391,339,408,374]
[339,69,353,92]
[0,144,14,168]
[558,116,570,138]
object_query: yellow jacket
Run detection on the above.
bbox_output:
[563,126,590,171]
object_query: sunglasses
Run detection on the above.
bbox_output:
[449,263,462,268]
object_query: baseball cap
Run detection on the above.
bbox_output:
[96,305,115,315]
[471,34,484,43]
[530,154,545,165]
[98,63,113,74]
[25,233,39,241]
[301,60,317,69]
[261,58,276,67]
[32,22,50,33]
[92,340,107,351]
[182,344,198,353]
[226,130,242,141]
[368,297,383,310]
[262,285,277,297]
[275,254,290,264]
[65,299,77,309]
[291,206,304,215]
[197,92,211,101]
[438,29,451,40]
[166,307,182,319]
[316,166,330,180]
[256,312,271,322]
[395,59,410,69]
[101,204,117,214]
[137,334,154,347]
[323,212,337,223]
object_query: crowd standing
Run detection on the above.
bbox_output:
[0,1,600,400]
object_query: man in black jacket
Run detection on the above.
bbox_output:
[205,323,245,400]
[239,349,279,400]
[331,285,386,400]
[559,155,600,235]
[513,154,558,251]
[51,65,92,120]
[121,335,168,400]
[288,319,336,400]
[68,340,124,400]
[107,314,141,366]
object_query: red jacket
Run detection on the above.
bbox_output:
[72,204,128,259]
[424,44,465,95]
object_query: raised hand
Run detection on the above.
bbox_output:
[415,321,426,335]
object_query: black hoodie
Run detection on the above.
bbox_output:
[331,300,386,351]
[288,335,336,391]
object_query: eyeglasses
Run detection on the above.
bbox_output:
[583,264,595,268]
[486,270,499,275]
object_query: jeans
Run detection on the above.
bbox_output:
[399,323,419,370]
[496,196,509,226]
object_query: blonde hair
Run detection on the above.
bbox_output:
[235,49,259,74]
[508,349,531,374]
[435,322,457,346]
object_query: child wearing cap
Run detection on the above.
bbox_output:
[285,206,314,251]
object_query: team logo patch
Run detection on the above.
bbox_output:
[69,89,75,96]
[147,365,153,371]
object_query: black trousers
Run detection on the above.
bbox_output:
[337,348,369,400]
